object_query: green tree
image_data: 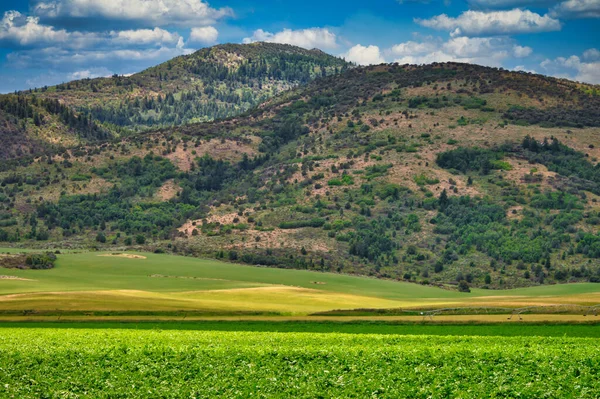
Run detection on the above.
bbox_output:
[439,189,449,210]
[95,232,106,243]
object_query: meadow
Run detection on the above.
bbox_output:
[2,250,600,317]
[0,327,599,398]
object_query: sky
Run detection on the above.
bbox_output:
[0,0,599,92]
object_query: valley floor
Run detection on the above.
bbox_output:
[2,249,599,397]
[1,249,600,319]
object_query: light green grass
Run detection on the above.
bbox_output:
[0,250,468,299]
[1,250,599,314]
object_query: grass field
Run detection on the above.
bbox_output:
[1,327,599,398]
[1,250,600,316]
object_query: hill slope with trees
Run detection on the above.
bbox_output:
[0,42,349,161]
[1,53,600,290]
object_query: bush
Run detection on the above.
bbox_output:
[458,280,471,292]
[25,252,57,270]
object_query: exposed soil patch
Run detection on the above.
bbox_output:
[229,228,331,253]
[507,206,524,220]
[98,253,147,259]
[166,138,260,172]
[503,159,557,190]
[0,275,34,281]
[156,179,180,201]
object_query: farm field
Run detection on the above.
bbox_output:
[0,327,599,398]
[1,250,600,317]
[2,321,600,337]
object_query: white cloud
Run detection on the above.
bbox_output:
[0,10,183,50]
[68,67,113,80]
[389,41,438,56]
[391,36,526,67]
[467,0,560,8]
[583,48,600,60]
[541,53,600,83]
[550,0,600,18]
[7,43,193,71]
[20,67,113,89]
[513,45,533,57]
[243,28,338,50]
[0,10,69,46]
[343,44,385,65]
[514,65,537,73]
[189,26,218,44]
[110,28,180,46]
[416,9,561,37]
[32,0,233,27]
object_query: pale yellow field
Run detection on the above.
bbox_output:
[0,314,597,324]
[2,285,600,316]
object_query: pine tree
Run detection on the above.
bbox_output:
[439,189,449,210]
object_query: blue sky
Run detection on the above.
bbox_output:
[0,0,598,92]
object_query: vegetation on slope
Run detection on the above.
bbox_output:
[29,42,350,130]
[1,60,599,290]
[0,42,349,162]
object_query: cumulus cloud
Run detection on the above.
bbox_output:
[583,48,600,60]
[416,9,561,37]
[32,0,233,27]
[7,42,192,71]
[391,36,528,67]
[68,67,113,80]
[110,28,181,46]
[513,45,533,57]
[467,0,560,8]
[189,26,218,44]
[343,44,385,65]
[1,10,184,49]
[243,28,338,50]
[514,65,537,73]
[389,41,438,56]
[550,0,600,18]
[0,10,69,46]
[541,53,600,83]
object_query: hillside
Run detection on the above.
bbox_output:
[37,43,349,129]
[0,42,349,160]
[1,61,600,290]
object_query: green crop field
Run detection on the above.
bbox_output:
[0,327,599,398]
[2,250,600,316]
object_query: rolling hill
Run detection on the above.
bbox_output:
[1,44,600,291]
[0,42,349,160]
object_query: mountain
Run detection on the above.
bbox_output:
[36,43,350,129]
[1,58,600,290]
[0,42,349,160]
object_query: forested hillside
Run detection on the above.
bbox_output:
[1,53,599,290]
[29,43,349,129]
[0,43,348,161]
